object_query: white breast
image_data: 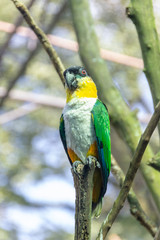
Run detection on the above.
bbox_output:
[63,97,97,163]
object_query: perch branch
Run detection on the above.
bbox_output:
[72,159,96,240]
[10,0,65,84]
[97,101,160,240]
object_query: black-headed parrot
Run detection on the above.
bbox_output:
[59,66,111,217]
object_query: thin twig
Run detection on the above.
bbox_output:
[97,101,160,240]
[11,0,65,84]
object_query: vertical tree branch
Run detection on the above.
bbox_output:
[69,0,160,212]
[97,101,160,240]
[72,160,96,240]
[126,0,160,134]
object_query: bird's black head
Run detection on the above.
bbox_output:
[63,66,88,90]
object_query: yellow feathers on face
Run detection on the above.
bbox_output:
[66,77,97,102]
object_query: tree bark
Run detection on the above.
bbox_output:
[72,160,96,240]
[126,0,160,134]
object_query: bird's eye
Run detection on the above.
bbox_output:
[81,69,86,75]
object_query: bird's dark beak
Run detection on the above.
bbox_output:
[65,71,78,90]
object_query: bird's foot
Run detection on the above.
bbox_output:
[95,160,101,169]
[72,160,83,175]
[86,156,100,169]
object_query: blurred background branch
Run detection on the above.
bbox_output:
[0,21,144,69]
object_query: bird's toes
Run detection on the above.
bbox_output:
[86,156,99,169]
[72,160,82,174]
[95,161,101,169]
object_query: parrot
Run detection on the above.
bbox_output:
[59,66,111,217]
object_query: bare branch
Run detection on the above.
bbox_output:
[97,101,160,239]
[0,103,39,125]
[0,20,143,69]
[0,87,65,108]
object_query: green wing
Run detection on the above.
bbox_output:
[59,114,72,165]
[91,99,111,197]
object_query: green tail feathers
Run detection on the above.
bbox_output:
[92,199,102,218]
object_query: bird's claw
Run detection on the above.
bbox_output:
[86,156,101,169]
[72,157,101,175]
[96,161,101,169]
[72,160,82,175]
